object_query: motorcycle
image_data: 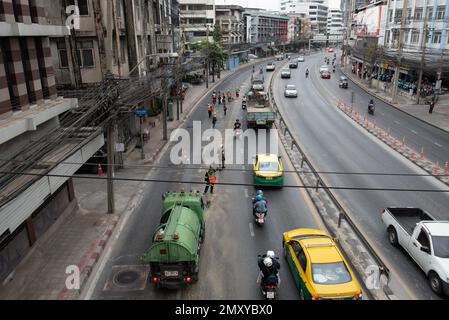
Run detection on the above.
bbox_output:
[368,104,375,115]
[234,128,242,139]
[257,256,280,300]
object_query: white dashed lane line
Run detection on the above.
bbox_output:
[249,223,255,237]
[434,142,443,148]
[410,129,418,135]
[394,120,401,125]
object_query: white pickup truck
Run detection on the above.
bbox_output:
[381,207,449,296]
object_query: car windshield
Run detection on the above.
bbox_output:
[282,69,290,73]
[432,236,449,258]
[312,262,352,285]
[286,85,296,90]
[259,161,279,172]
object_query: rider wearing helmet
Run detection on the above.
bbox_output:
[253,195,268,218]
[234,119,242,130]
[305,69,309,78]
[258,251,281,287]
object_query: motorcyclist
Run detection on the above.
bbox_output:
[305,69,309,78]
[333,66,336,73]
[257,251,281,288]
[253,195,268,218]
[368,99,375,113]
[254,190,267,203]
[236,88,240,98]
[234,119,242,130]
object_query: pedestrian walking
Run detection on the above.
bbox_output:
[212,112,218,128]
[429,99,435,114]
[204,166,217,195]
[222,93,226,104]
[223,103,228,116]
[208,104,214,118]
[218,94,222,105]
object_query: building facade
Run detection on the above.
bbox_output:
[179,0,215,43]
[327,8,344,37]
[46,0,177,88]
[0,0,103,282]
[280,0,329,35]
[215,5,245,45]
[244,10,289,45]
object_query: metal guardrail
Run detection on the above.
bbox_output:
[268,64,391,288]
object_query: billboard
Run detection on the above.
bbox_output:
[354,3,383,37]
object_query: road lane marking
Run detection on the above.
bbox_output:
[244,188,249,198]
[249,223,255,237]
[394,120,401,125]
[434,142,443,148]
[410,129,418,135]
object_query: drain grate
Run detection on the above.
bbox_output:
[103,265,150,292]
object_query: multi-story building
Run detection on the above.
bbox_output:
[46,0,177,87]
[215,5,245,45]
[179,0,215,43]
[244,10,289,45]
[327,8,344,37]
[280,0,329,35]
[0,0,103,282]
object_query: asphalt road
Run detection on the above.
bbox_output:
[87,62,332,300]
[273,52,449,300]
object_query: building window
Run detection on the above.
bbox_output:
[68,0,89,16]
[388,9,393,22]
[436,6,445,20]
[411,30,420,43]
[432,31,442,44]
[427,7,433,20]
[57,41,69,68]
[395,9,402,22]
[76,40,95,68]
[414,8,423,20]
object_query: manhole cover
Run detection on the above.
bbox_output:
[104,265,150,292]
[115,270,139,286]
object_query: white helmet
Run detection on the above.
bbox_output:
[266,251,275,259]
[263,257,273,268]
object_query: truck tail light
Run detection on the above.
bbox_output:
[185,277,193,283]
[151,277,159,283]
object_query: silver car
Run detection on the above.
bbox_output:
[298,56,305,62]
[281,69,291,79]
[284,85,298,98]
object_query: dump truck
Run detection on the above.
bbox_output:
[251,74,265,91]
[246,91,275,129]
[143,190,206,289]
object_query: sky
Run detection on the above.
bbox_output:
[215,0,342,11]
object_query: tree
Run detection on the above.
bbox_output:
[202,25,228,81]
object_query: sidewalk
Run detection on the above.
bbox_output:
[0,58,267,300]
[341,65,449,133]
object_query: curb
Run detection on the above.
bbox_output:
[340,68,449,134]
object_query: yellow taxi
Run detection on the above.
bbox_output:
[253,154,284,187]
[283,228,363,300]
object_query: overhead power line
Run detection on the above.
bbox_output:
[1,171,449,194]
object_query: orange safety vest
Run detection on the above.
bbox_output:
[208,105,214,112]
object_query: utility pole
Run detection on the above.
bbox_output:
[392,0,408,104]
[205,24,210,89]
[416,23,428,104]
[107,124,115,214]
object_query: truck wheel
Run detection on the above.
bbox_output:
[200,227,205,244]
[387,227,399,247]
[429,272,443,295]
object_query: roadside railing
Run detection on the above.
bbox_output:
[268,61,391,298]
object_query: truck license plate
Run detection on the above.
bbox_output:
[267,291,275,299]
[165,271,179,277]
[266,177,273,180]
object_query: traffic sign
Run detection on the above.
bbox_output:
[134,109,148,117]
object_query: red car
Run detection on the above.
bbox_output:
[320,71,331,79]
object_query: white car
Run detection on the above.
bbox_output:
[297,56,305,62]
[281,69,291,79]
[266,63,276,72]
[382,207,449,296]
[320,65,329,73]
[284,85,298,98]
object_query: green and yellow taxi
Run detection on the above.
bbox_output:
[253,154,284,187]
[283,229,363,300]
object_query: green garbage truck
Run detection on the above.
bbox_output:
[246,91,275,129]
[143,190,206,289]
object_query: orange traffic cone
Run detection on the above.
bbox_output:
[97,164,104,177]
